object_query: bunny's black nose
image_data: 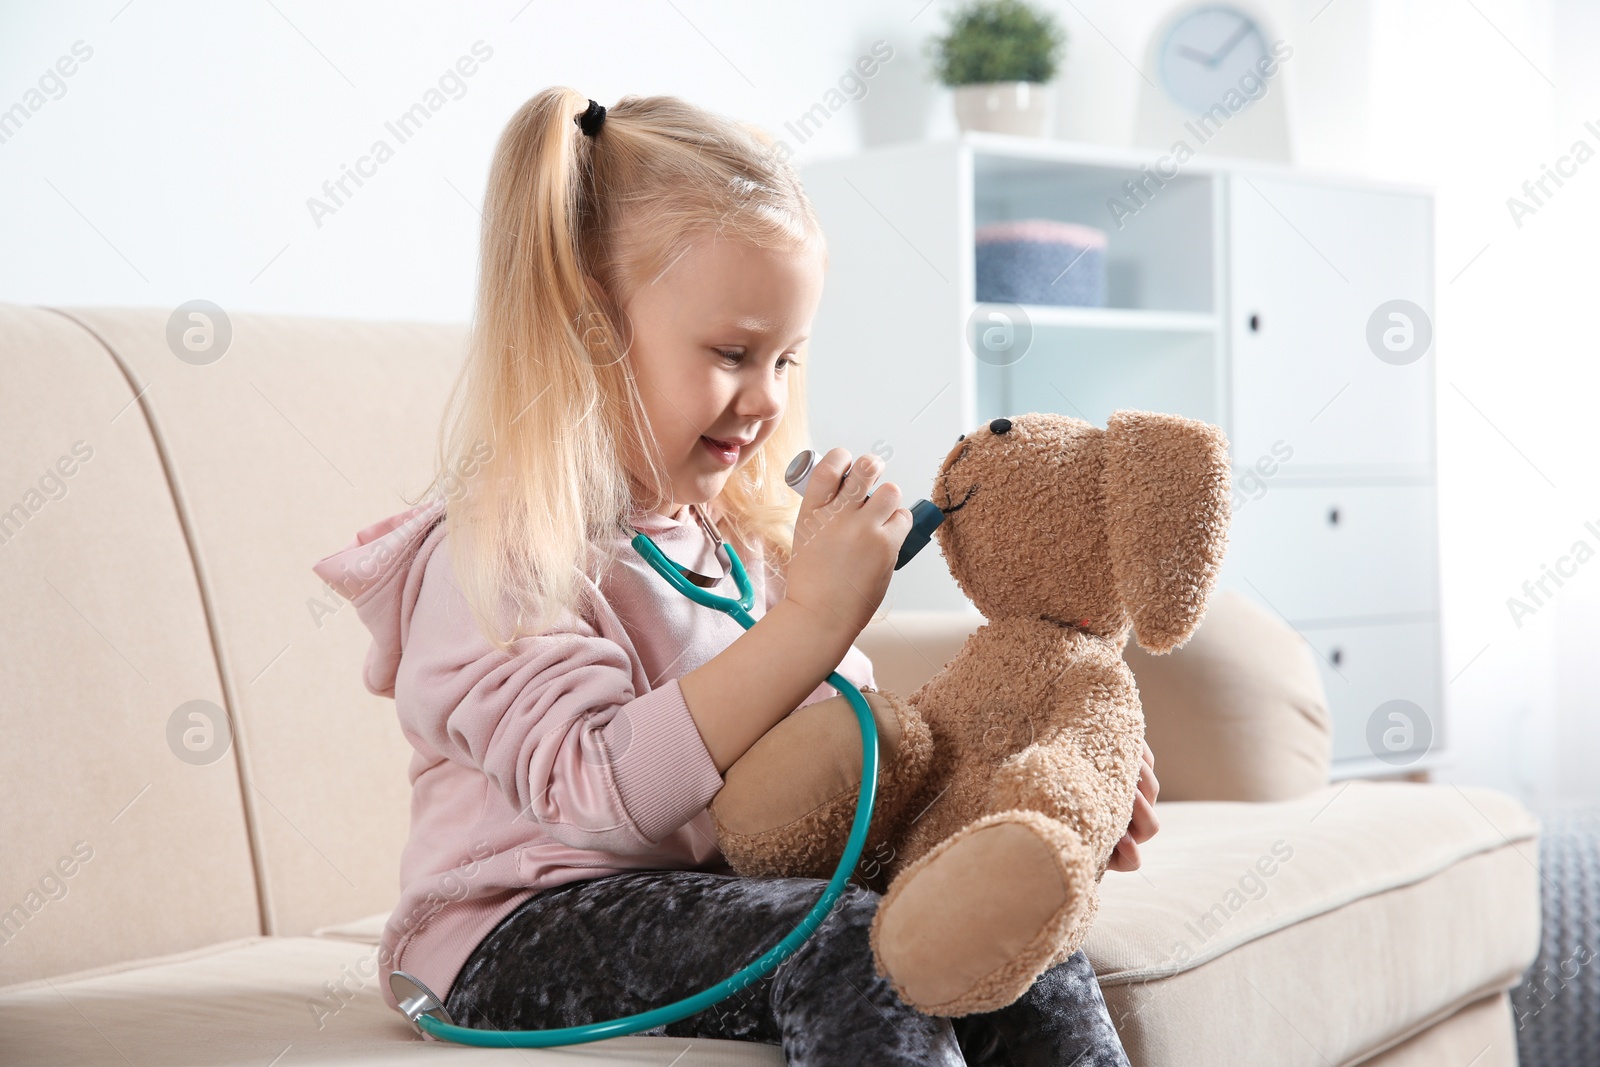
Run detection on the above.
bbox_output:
[989,417,1012,434]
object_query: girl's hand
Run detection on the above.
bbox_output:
[785,448,913,637]
[1107,740,1159,873]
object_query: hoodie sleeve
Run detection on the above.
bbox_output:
[395,548,725,855]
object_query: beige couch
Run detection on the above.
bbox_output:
[0,303,1542,1065]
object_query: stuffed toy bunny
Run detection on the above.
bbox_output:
[708,409,1232,1017]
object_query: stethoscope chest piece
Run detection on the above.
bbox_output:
[390,969,454,1037]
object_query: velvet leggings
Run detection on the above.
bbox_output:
[444,868,1131,1066]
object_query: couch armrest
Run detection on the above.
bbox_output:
[1124,589,1332,802]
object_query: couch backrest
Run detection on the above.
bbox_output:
[859,591,1333,803]
[1,300,1327,988]
[0,303,465,986]
[1,304,259,984]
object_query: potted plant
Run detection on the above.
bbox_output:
[928,0,1067,137]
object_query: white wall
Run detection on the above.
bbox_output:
[1360,0,1600,809]
[0,0,957,321]
[5,0,1596,808]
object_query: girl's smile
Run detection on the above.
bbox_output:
[699,435,744,465]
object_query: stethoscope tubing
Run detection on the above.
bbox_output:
[411,531,882,1047]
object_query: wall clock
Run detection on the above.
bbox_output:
[1134,3,1293,161]
[1157,6,1274,115]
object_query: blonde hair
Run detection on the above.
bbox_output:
[413,88,824,654]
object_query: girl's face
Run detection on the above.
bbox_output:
[621,235,825,517]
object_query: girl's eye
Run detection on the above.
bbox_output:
[715,349,801,371]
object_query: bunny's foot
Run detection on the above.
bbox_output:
[869,809,1097,1017]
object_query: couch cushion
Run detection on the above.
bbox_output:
[1084,780,1541,1066]
[1123,588,1333,801]
[307,782,1540,1066]
[1360,990,1517,1067]
[50,306,468,939]
[0,936,783,1066]
[0,304,260,985]
[310,912,389,943]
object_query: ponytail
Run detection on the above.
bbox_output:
[414,88,823,653]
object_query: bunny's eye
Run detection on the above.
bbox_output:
[989,418,1012,434]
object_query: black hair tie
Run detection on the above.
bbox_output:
[575,99,606,137]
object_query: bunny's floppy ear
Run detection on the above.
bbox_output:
[1100,410,1233,653]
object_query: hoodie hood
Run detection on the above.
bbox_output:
[311,496,728,698]
[311,497,447,698]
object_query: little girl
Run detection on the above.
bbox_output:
[313,87,1153,1065]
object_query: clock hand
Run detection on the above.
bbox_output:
[1207,21,1255,67]
[1177,44,1214,65]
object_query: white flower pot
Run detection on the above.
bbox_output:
[952,81,1053,137]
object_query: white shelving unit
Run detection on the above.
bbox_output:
[799,132,1439,779]
[979,306,1218,332]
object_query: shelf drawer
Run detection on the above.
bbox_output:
[1297,619,1442,764]
[1219,483,1438,622]
[1228,172,1435,475]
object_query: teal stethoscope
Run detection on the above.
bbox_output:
[389,455,946,1048]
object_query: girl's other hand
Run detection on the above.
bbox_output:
[1107,740,1160,873]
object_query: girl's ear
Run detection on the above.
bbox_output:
[1100,410,1233,654]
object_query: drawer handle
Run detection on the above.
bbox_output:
[1328,506,1341,527]
[1248,313,1261,333]
[1330,647,1344,666]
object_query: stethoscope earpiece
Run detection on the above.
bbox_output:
[623,503,732,588]
[680,503,733,588]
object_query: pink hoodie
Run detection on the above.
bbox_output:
[310,496,876,1015]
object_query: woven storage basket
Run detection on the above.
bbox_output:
[975,219,1108,307]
